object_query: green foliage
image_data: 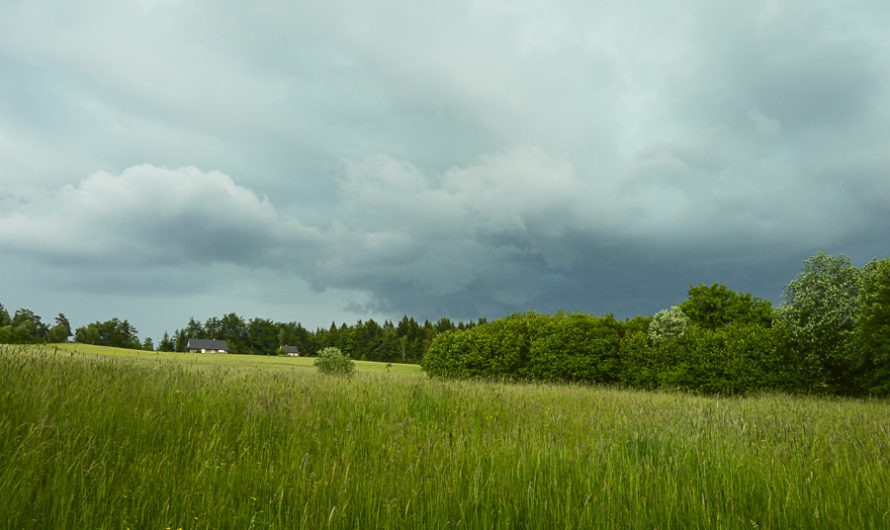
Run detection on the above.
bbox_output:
[477,312,549,377]
[617,331,657,388]
[158,331,175,352]
[852,258,890,395]
[47,313,72,343]
[648,306,689,345]
[681,283,773,329]
[247,317,279,355]
[652,325,786,394]
[74,318,140,349]
[0,303,17,345]
[424,262,890,396]
[313,346,355,376]
[217,312,249,353]
[427,310,794,395]
[424,312,552,380]
[0,303,10,327]
[622,315,652,335]
[428,312,629,385]
[777,253,861,392]
[524,313,622,383]
[166,313,468,361]
[10,308,49,343]
[422,329,478,378]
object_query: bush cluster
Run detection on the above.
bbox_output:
[424,254,890,396]
[313,346,355,376]
[424,312,788,395]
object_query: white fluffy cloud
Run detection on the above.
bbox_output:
[0,165,319,267]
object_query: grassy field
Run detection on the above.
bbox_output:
[44,342,423,374]
[1,344,888,528]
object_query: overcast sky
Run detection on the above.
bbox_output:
[2,1,889,342]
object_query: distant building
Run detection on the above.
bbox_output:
[186,338,230,353]
[282,345,301,357]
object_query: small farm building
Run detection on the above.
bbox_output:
[187,338,230,353]
[282,345,301,357]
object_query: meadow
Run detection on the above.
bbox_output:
[1,344,888,528]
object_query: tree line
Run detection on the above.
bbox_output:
[158,314,481,363]
[0,303,480,363]
[0,306,152,351]
[424,253,890,396]
[0,307,72,344]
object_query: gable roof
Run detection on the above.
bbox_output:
[187,338,230,351]
[282,345,301,354]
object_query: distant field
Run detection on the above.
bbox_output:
[43,342,423,374]
[1,344,888,528]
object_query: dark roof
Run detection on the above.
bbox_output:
[187,338,230,351]
[282,345,301,354]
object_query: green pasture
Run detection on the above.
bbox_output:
[1,344,888,528]
[44,342,423,374]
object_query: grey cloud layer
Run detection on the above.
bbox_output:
[4,138,886,321]
[1,0,889,333]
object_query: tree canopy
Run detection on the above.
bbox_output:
[681,283,773,329]
[74,318,141,349]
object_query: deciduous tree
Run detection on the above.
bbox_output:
[74,318,140,349]
[852,258,890,395]
[247,317,278,354]
[48,313,72,343]
[777,252,860,392]
[681,283,773,329]
[11,308,49,343]
[648,306,689,345]
[0,303,10,327]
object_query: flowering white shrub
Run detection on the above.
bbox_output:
[648,305,689,344]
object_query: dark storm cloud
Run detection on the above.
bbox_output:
[2,0,890,339]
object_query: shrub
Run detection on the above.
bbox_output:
[423,312,549,380]
[422,330,473,378]
[524,313,622,383]
[618,330,661,389]
[853,258,890,396]
[680,283,773,329]
[313,347,355,376]
[648,306,689,345]
[639,325,786,395]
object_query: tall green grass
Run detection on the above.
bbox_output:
[1,344,888,528]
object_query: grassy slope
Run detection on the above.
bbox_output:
[1,344,888,529]
[44,342,423,374]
